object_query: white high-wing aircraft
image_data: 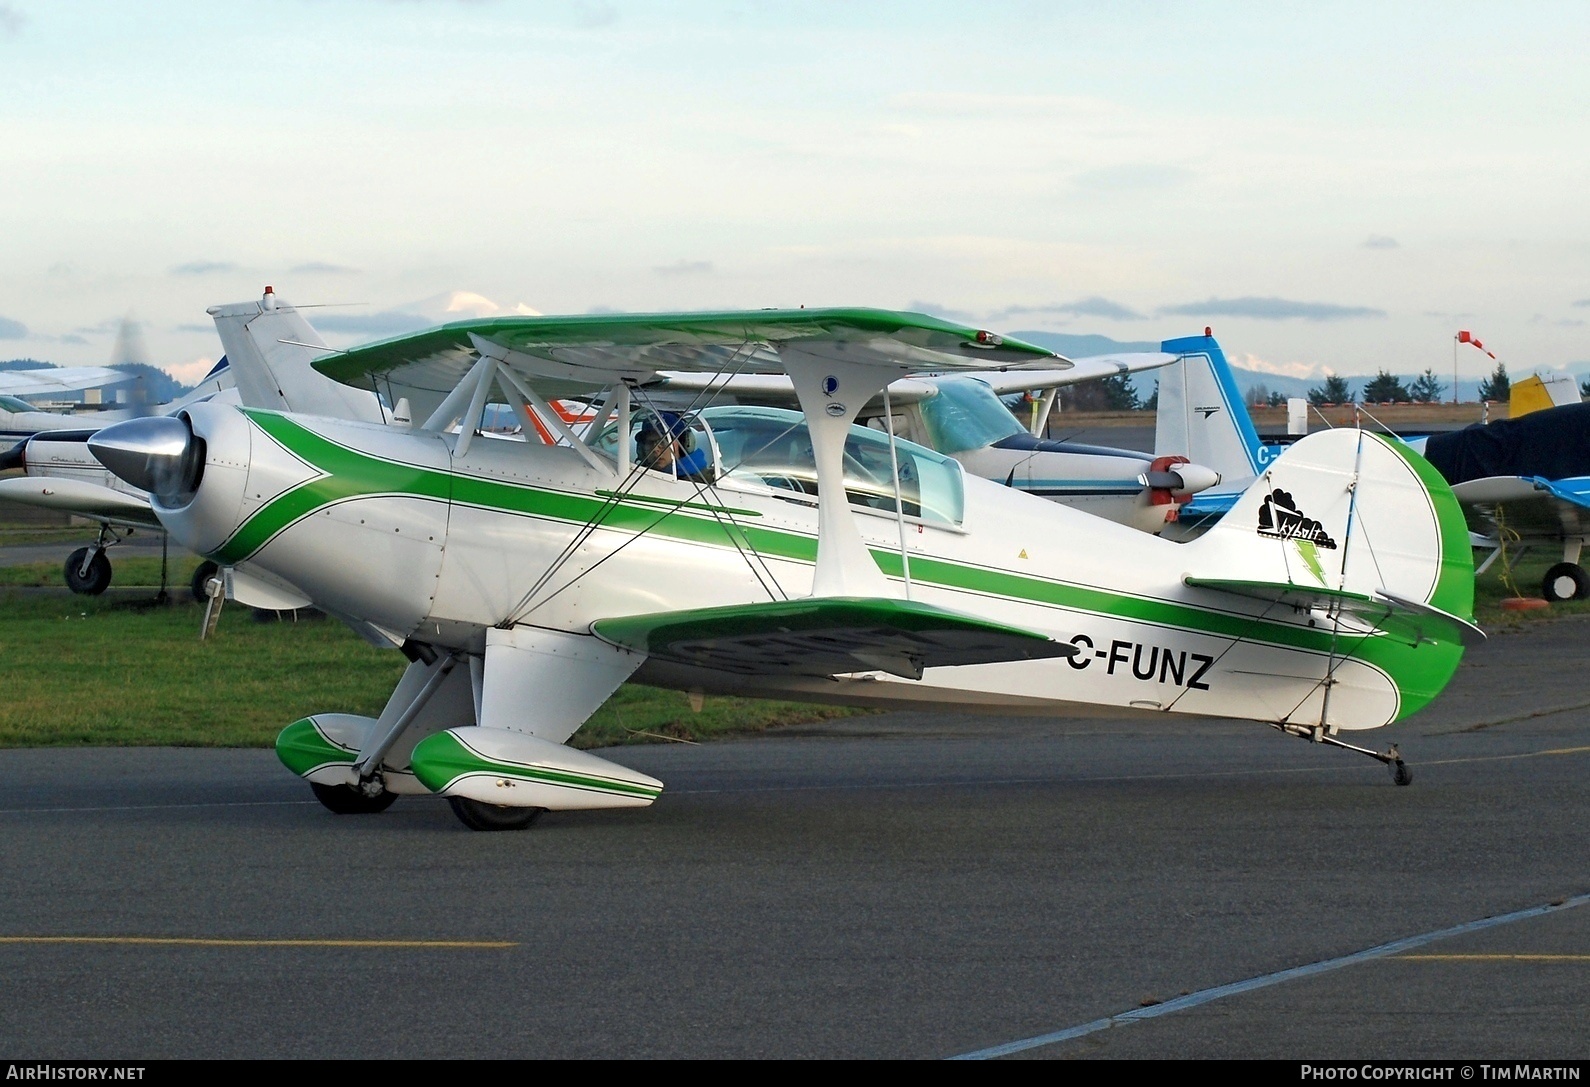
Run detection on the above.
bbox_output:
[0,367,131,432]
[0,290,383,596]
[88,308,1482,831]
[649,356,1222,534]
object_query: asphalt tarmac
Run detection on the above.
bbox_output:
[0,617,1587,1059]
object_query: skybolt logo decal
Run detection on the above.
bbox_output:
[1257,488,1337,548]
[1065,634,1214,690]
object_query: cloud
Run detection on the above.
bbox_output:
[905,300,978,323]
[571,2,618,28]
[163,357,220,385]
[1363,235,1399,249]
[0,315,26,338]
[1157,296,1386,322]
[1069,164,1192,193]
[1573,300,1590,308]
[58,334,88,345]
[171,261,240,276]
[311,311,434,336]
[653,260,714,277]
[993,297,1145,322]
[0,5,24,36]
[72,317,123,335]
[174,323,214,334]
[290,261,360,275]
[1531,314,1586,327]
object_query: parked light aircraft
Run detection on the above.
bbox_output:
[87,308,1481,831]
[0,288,383,595]
[1409,405,1590,602]
[642,354,1222,534]
[1149,335,1590,603]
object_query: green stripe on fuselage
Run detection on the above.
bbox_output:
[227,411,1465,720]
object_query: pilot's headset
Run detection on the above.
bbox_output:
[662,411,696,453]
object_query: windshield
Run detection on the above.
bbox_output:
[701,405,963,526]
[917,376,1025,454]
[0,395,36,413]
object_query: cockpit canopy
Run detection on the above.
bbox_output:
[591,403,965,527]
[701,405,964,527]
[915,376,1026,455]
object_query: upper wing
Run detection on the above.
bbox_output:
[967,352,1178,395]
[0,367,128,397]
[313,309,1058,403]
[591,596,1075,681]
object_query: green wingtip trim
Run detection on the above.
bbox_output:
[276,717,356,778]
[1357,434,1476,720]
[1374,433,1477,622]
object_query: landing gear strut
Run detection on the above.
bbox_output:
[1275,723,1412,786]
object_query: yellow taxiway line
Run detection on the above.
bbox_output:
[0,936,515,948]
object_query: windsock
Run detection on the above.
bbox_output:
[1457,330,1496,359]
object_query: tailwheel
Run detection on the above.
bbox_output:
[1541,562,1590,603]
[64,547,112,595]
[310,781,398,815]
[1275,724,1415,786]
[447,796,544,832]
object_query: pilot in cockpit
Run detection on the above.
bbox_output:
[637,413,714,483]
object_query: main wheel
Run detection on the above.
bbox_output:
[63,548,112,595]
[1541,562,1590,602]
[310,781,398,815]
[190,560,220,603]
[447,796,544,832]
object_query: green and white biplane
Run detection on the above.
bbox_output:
[89,308,1483,830]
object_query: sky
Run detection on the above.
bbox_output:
[2,1,1589,389]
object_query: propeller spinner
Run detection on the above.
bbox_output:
[88,415,205,505]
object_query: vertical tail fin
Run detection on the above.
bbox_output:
[1154,333,1265,484]
[208,291,386,424]
[1183,428,1478,725]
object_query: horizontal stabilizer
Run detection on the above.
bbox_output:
[592,595,1074,680]
[1185,577,1486,647]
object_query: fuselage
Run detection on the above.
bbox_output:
[151,402,1460,732]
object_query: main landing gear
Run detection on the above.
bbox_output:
[1274,723,1412,786]
[1541,562,1590,603]
[310,781,399,815]
[447,797,545,832]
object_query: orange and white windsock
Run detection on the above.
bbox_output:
[1457,330,1497,359]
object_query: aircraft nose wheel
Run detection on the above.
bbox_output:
[64,547,112,595]
[447,797,544,831]
[310,781,399,814]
